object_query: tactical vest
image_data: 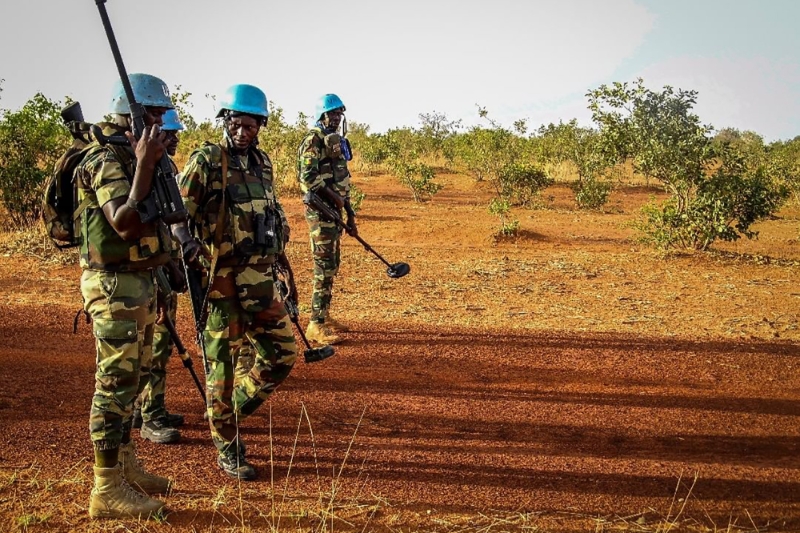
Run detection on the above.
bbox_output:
[194,142,284,266]
[309,127,351,196]
[75,142,172,272]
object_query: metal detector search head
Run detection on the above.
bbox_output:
[304,345,336,363]
[387,262,411,279]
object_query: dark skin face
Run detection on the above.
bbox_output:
[321,109,343,131]
[164,131,179,156]
[226,115,261,151]
[143,106,168,128]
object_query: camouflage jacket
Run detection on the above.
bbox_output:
[297,127,351,197]
[179,138,289,266]
[73,123,172,272]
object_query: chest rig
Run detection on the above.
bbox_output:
[218,145,284,261]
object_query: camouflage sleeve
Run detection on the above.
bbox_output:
[298,133,324,193]
[178,148,212,225]
[83,148,131,207]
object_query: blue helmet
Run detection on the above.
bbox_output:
[109,73,173,114]
[162,109,184,131]
[216,84,269,120]
[314,93,345,121]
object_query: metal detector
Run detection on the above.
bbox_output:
[274,273,335,363]
[303,191,411,279]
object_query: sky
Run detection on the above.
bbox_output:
[0,0,798,141]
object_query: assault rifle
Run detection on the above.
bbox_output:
[154,267,206,405]
[303,190,410,279]
[94,0,187,225]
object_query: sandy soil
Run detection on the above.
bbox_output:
[0,172,799,532]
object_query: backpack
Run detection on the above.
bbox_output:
[42,123,93,249]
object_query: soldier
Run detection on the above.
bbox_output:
[75,73,174,519]
[297,93,357,345]
[132,108,186,444]
[173,84,298,480]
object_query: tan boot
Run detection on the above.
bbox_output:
[324,315,350,333]
[305,321,342,345]
[88,465,165,519]
[119,442,171,495]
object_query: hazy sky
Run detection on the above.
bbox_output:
[0,0,798,140]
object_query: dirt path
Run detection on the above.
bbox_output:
[1,174,799,532]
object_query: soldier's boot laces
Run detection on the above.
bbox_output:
[324,315,350,333]
[88,465,165,519]
[305,321,342,345]
[217,440,256,481]
[120,442,171,495]
[141,417,181,444]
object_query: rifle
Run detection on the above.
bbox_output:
[183,259,211,376]
[154,267,206,405]
[273,264,335,363]
[93,0,187,225]
[60,102,92,144]
[303,190,410,279]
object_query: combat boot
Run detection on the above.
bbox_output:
[217,439,256,481]
[119,441,171,495]
[324,315,350,333]
[136,407,183,429]
[305,321,342,345]
[88,465,165,519]
[140,417,181,444]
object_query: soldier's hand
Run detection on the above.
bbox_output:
[166,260,187,293]
[156,289,168,325]
[345,217,358,238]
[125,125,167,170]
[182,238,210,269]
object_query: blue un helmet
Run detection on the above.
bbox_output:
[109,73,173,114]
[216,84,269,123]
[162,109,184,131]
[314,93,345,122]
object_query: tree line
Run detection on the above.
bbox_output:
[1,78,798,250]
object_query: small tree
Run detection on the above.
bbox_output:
[0,93,71,227]
[588,79,787,250]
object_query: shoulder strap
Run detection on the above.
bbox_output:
[209,146,229,276]
[198,146,230,321]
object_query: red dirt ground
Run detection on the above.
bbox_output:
[1,172,799,532]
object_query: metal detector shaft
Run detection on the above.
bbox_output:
[161,313,207,404]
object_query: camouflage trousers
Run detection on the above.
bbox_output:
[305,208,342,323]
[81,269,156,450]
[137,292,178,422]
[204,263,297,453]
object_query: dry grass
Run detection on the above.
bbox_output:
[0,223,77,266]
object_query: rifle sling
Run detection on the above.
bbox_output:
[198,146,230,328]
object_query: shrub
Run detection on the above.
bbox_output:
[0,93,71,228]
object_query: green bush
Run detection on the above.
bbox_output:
[488,197,519,237]
[573,178,612,210]
[0,93,71,228]
[389,160,441,202]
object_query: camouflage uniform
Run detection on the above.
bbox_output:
[139,159,181,425]
[180,138,297,453]
[297,127,351,323]
[74,123,172,451]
